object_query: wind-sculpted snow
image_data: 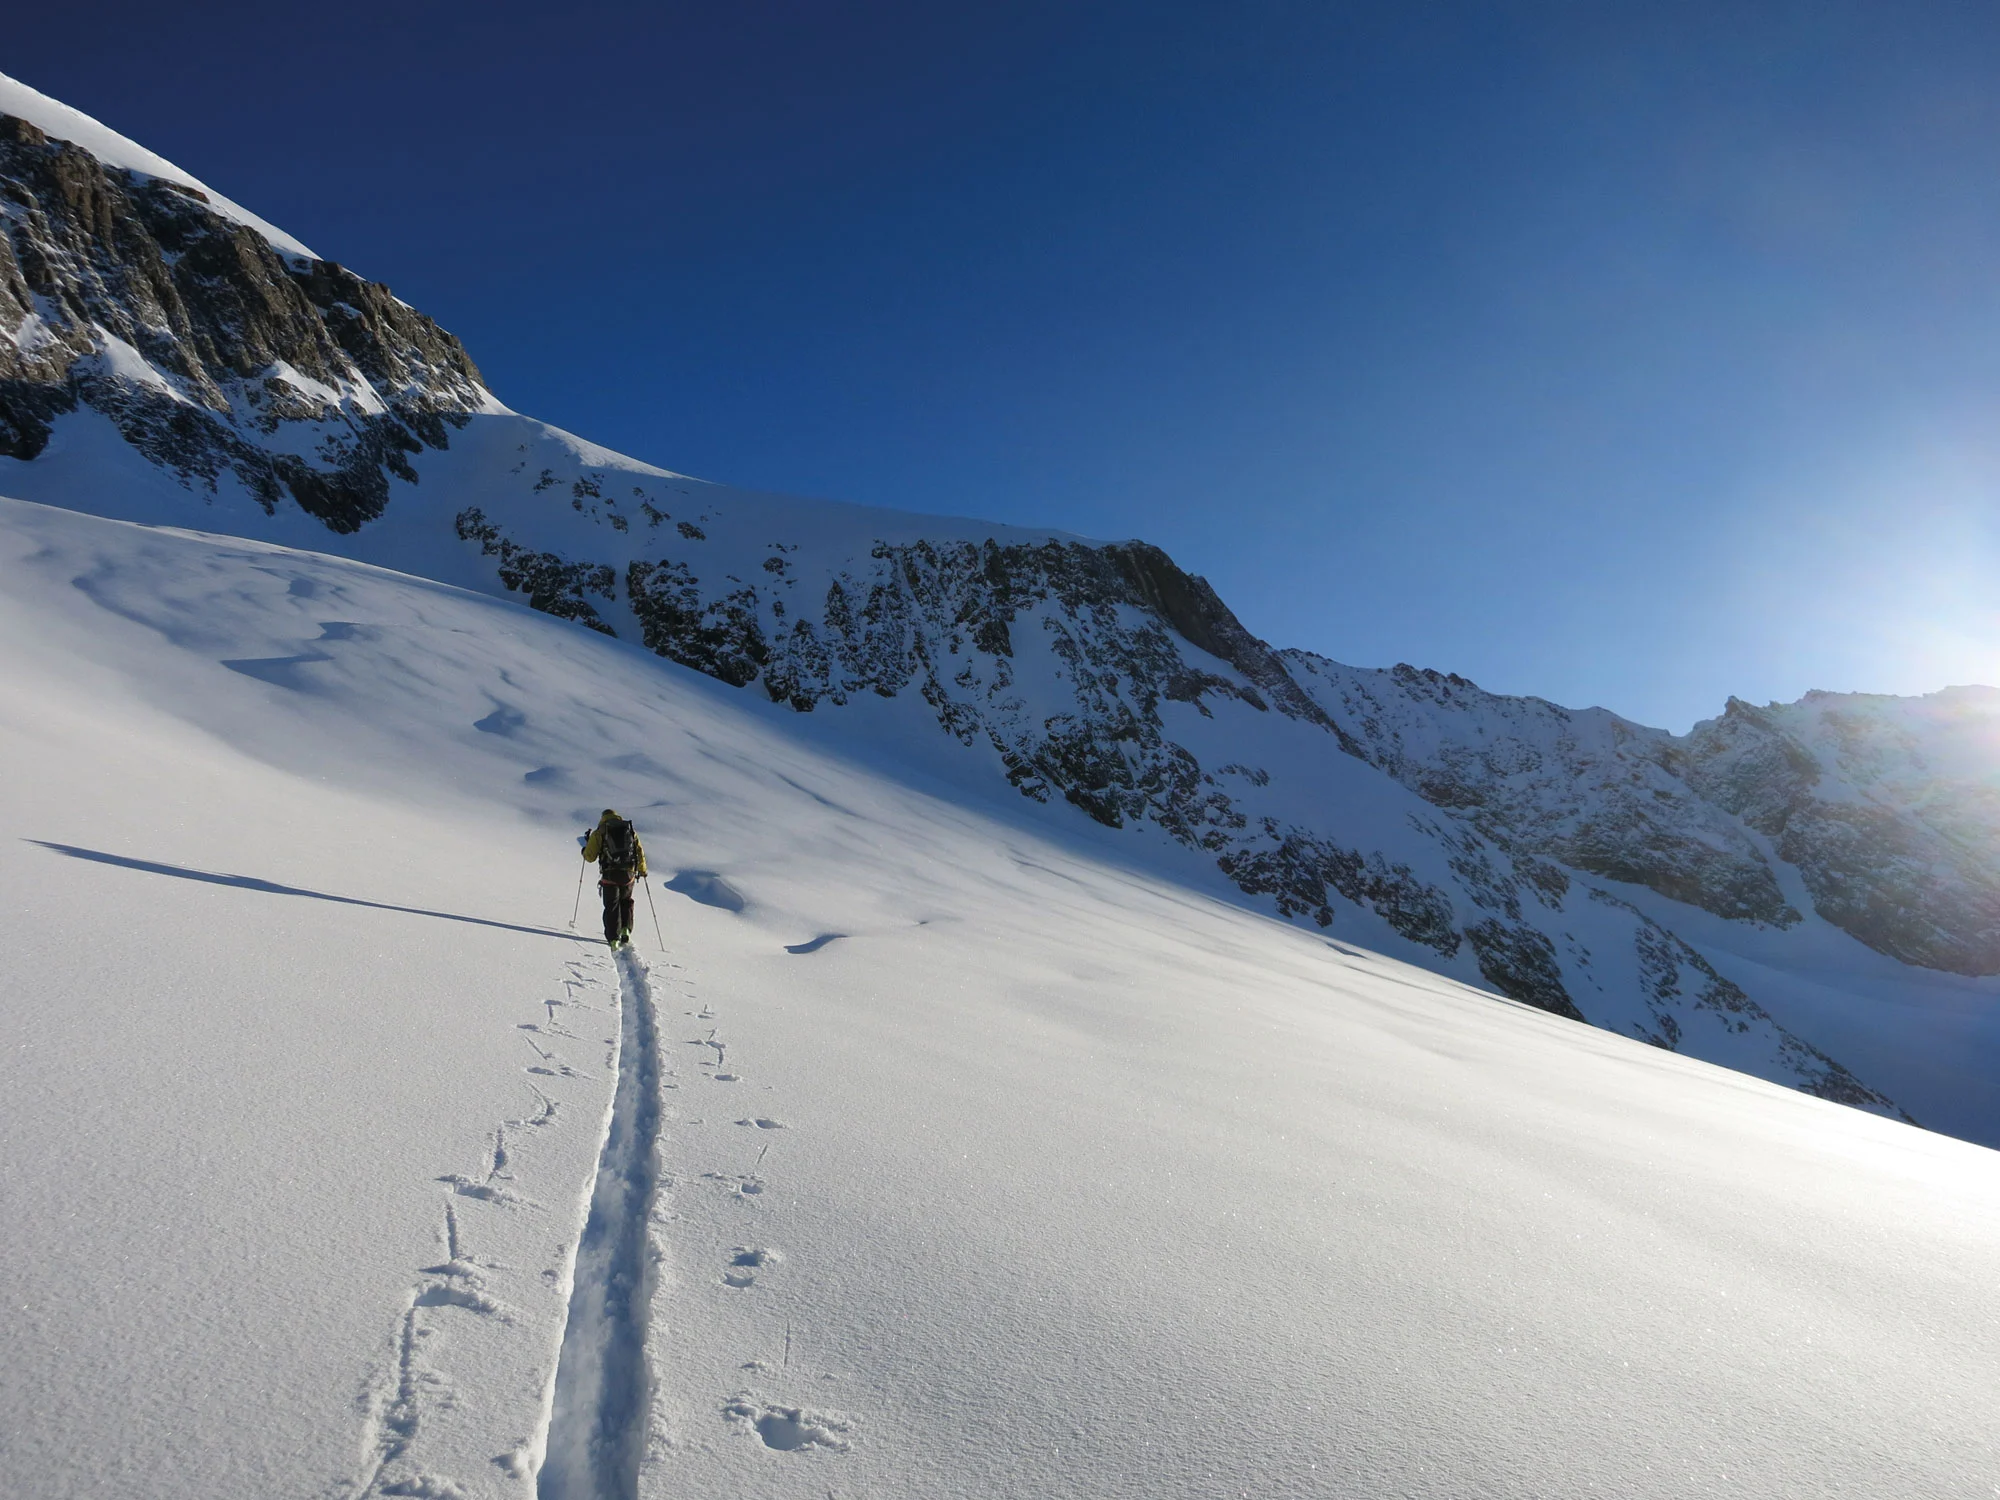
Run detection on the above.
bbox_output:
[4,496,1999,1498]
[0,71,1994,1133]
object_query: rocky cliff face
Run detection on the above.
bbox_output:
[8,83,1991,1128]
[0,112,490,532]
[1282,655,1801,925]
[434,483,1915,1118]
[1683,691,2000,975]
[1285,656,2000,978]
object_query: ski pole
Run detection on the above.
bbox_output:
[569,858,585,928]
[643,876,664,949]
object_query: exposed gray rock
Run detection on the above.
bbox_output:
[1594,889,1907,1117]
[1284,658,2000,982]
[0,115,487,530]
[1282,655,1803,928]
[1684,693,2000,975]
[456,507,617,633]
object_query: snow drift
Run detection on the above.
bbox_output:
[2,496,1997,1498]
[2,68,1999,1500]
[4,70,1999,1144]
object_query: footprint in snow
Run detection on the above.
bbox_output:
[722,1245,782,1288]
[378,1470,471,1497]
[521,1035,591,1080]
[508,1089,558,1129]
[414,1284,510,1319]
[438,1175,532,1209]
[417,1257,497,1283]
[688,1035,727,1074]
[493,1447,533,1479]
[723,1398,852,1453]
[702,1171,765,1198]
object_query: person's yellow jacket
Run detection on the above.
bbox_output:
[582,810,648,877]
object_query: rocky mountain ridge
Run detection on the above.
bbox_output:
[6,75,1997,1134]
[1285,658,2000,976]
[0,109,492,532]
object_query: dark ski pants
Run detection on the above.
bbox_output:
[600,878,636,943]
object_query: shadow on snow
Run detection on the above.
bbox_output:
[27,840,585,943]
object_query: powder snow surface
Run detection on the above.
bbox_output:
[2,494,1997,1498]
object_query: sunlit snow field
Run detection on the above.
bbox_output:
[2,495,1997,1499]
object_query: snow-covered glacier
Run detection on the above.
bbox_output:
[6,496,1999,1499]
[1,70,1999,1499]
[3,70,1996,1140]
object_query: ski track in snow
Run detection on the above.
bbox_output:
[537,947,665,1499]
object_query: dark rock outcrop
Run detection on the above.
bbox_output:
[455,507,617,633]
[0,116,487,529]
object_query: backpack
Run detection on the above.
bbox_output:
[599,817,637,874]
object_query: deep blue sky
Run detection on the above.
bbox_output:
[14,1,2000,728]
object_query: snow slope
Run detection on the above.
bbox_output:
[2,394,1933,1126]
[6,71,1995,1140]
[3,494,1997,1499]
[1284,655,2000,1142]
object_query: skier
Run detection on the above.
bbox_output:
[582,808,647,947]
